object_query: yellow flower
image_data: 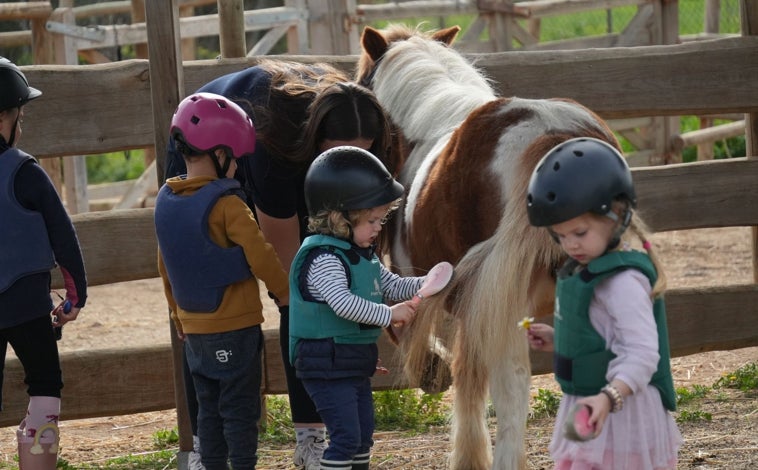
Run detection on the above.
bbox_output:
[518,316,534,330]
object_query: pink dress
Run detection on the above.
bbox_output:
[549,269,682,470]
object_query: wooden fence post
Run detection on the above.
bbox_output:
[131,0,158,172]
[307,0,358,54]
[27,2,65,195]
[53,1,90,214]
[218,0,246,57]
[741,0,758,283]
[145,0,192,463]
[285,0,309,53]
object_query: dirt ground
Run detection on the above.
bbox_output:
[1,227,756,468]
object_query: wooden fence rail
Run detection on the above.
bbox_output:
[2,155,758,427]
[16,36,758,160]
[2,278,756,427]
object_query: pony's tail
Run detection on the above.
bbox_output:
[397,280,457,393]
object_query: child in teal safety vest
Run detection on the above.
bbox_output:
[524,137,681,470]
[290,146,448,470]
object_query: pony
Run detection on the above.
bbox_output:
[357,24,620,469]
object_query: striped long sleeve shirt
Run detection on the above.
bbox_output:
[305,252,425,328]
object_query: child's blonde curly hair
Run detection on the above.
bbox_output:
[308,199,401,239]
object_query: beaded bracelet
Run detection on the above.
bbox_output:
[601,384,624,413]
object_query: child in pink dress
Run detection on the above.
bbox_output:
[524,137,682,470]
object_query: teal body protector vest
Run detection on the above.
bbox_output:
[289,234,384,362]
[0,148,55,293]
[553,250,676,411]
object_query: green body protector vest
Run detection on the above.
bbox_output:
[553,250,676,411]
[289,234,384,362]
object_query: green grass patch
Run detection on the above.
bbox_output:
[676,383,710,406]
[714,362,758,394]
[530,388,561,419]
[676,408,713,424]
[373,389,448,431]
[260,394,295,445]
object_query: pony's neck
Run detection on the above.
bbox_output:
[373,37,496,144]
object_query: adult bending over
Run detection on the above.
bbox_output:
[166,59,391,470]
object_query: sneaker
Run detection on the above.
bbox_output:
[188,450,205,470]
[189,435,205,470]
[294,436,326,469]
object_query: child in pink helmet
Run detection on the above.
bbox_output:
[155,92,289,470]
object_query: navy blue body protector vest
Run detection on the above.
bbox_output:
[553,251,676,411]
[154,178,252,312]
[0,148,55,293]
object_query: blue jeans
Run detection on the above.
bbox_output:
[302,375,374,463]
[185,325,263,470]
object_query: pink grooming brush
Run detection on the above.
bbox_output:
[563,403,597,442]
[409,262,454,308]
[393,262,453,327]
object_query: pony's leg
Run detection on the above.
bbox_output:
[489,337,531,470]
[449,324,492,470]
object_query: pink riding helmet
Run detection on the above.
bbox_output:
[170,92,256,159]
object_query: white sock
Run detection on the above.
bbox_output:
[296,426,326,444]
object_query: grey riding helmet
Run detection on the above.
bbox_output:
[0,57,42,112]
[526,137,636,227]
[304,146,404,216]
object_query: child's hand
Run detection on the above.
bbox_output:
[174,323,186,341]
[375,358,390,375]
[578,394,611,436]
[51,302,79,327]
[525,323,554,352]
[390,301,416,328]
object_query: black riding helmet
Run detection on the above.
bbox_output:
[526,137,636,228]
[0,57,42,112]
[304,146,404,216]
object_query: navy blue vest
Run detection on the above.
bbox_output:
[0,148,55,293]
[154,178,252,312]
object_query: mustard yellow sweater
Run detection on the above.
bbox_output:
[157,175,289,335]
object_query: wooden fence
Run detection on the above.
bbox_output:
[1,19,758,426]
[0,0,739,183]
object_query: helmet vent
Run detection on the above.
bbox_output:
[216,99,227,109]
[573,150,584,157]
[190,115,200,125]
[547,192,556,202]
[552,161,560,171]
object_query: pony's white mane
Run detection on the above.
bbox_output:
[372,35,497,143]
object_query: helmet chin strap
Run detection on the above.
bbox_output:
[6,109,19,147]
[211,149,233,178]
[605,203,633,251]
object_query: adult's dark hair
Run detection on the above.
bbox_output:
[298,82,391,163]
[251,60,348,168]
[251,60,390,169]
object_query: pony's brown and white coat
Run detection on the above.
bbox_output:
[358,24,619,469]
